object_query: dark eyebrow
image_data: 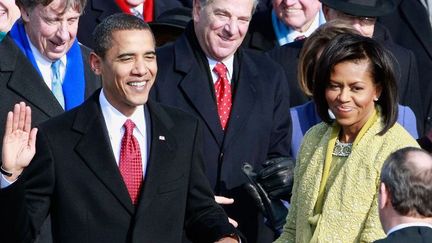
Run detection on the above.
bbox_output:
[117,53,134,59]
[116,50,156,59]
[145,51,156,56]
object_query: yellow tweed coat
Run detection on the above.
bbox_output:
[275,117,419,243]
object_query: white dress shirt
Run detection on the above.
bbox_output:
[208,56,234,84]
[99,89,149,177]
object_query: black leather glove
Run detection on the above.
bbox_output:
[241,157,295,235]
[258,157,295,201]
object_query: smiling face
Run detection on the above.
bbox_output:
[193,0,253,61]
[0,0,20,32]
[325,59,381,139]
[91,29,157,117]
[20,0,80,61]
[273,0,321,32]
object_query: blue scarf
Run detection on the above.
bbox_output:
[10,20,85,111]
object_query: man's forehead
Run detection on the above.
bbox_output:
[34,1,81,16]
[206,0,254,14]
[110,29,155,50]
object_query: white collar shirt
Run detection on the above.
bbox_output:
[99,89,148,176]
[208,56,234,84]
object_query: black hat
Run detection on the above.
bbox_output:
[149,7,192,31]
[149,7,192,46]
[320,0,399,17]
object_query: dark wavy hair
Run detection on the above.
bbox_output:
[298,20,360,96]
[313,33,398,135]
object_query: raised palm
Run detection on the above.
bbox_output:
[2,103,37,180]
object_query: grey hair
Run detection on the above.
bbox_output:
[197,0,259,14]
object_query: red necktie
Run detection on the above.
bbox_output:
[213,62,232,130]
[119,119,143,205]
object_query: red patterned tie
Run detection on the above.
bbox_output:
[119,119,143,205]
[213,62,232,130]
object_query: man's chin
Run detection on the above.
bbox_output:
[46,51,68,61]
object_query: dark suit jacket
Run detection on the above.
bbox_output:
[374,226,432,243]
[267,23,425,133]
[152,25,292,243]
[378,0,432,133]
[78,0,188,49]
[0,35,101,151]
[0,91,237,243]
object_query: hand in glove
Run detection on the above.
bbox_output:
[258,157,295,201]
[241,157,295,235]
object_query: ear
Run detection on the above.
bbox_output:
[20,6,30,23]
[322,5,331,21]
[379,182,390,210]
[89,52,102,75]
[374,84,383,102]
[192,0,202,22]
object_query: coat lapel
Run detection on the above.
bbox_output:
[134,100,176,215]
[73,93,134,214]
[222,52,256,150]
[175,37,224,146]
[1,36,63,117]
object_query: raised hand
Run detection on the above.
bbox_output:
[1,102,38,181]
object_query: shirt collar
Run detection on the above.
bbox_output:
[99,89,146,138]
[207,55,234,83]
[286,12,321,42]
[387,222,432,236]
[27,33,67,84]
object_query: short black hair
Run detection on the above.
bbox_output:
[381,147,432,217]
[93,13,154,58]
[313,33,398,135]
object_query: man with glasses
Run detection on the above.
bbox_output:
[321,0,424,136]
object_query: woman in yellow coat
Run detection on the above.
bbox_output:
[275,33,419,243]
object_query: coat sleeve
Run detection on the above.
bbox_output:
[184,120,240,242]
[0,128,54,242]
[274,127,315,243]
[359,182,386,242]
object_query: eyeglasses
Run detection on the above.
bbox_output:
[337,12,377,26]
